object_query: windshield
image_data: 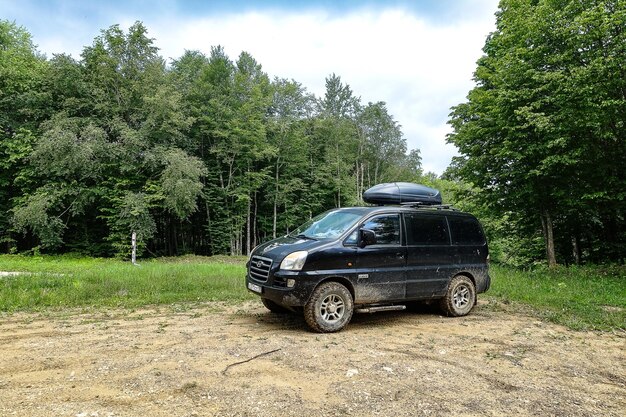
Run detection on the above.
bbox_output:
[289,210,362,240]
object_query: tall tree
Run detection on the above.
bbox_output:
[0,21,49,251]
[267,78,314,238]
[358,101,407,189]
[316,74,360,208]
[448,0,626,266]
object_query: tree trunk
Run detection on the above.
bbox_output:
[374,160,380,185]
[170,219,178,256]
[230,225,235,256]
[540,209,557,267]
[360,163,365,197]
[205,202,212,255]
[273,160,279,239]
[336,142,341,208]
[572,234,581,265]
[253,191,257,250]
[246,193,251,256]
[355,159,360,202]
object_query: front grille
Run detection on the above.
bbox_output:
[249,256,272,282]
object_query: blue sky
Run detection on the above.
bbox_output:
[1,0,500,174]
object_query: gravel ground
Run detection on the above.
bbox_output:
[0,300,624,417]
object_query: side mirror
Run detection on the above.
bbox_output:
[358,228,377,248]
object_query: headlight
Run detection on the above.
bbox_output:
[280,251,308,271]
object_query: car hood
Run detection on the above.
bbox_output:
[252,235,326,261]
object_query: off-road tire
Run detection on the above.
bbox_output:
[261,298,290,314]
[440,275,476,317]
[304,282,353,333]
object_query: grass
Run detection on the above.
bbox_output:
[0,254,624,332]
[0,254,252,311]
[488,263,625,331]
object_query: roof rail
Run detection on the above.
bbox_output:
[399,202,459,211]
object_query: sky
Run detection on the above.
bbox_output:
[1,0,500,174]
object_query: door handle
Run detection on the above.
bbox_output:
[395,253,405,259]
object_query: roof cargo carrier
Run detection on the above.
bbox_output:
[363,182,442,206]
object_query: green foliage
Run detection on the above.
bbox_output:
[108,191,156,256]
[0,21,49,252]
[9,13,623,268]
[31,118,108,180]
[489,264,625,331]
[0,21,421,257]
[448,0,626,266]
[0,20,48,128]
[159,148,207,219]
[358,101,407,184]
[12,192,65,248]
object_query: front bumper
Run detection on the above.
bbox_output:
[246,269,317,306]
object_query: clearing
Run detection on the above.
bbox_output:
[0,300,624,416]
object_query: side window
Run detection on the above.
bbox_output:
[362,215,400,245]
[344,230,358,245]
[405,214,449,245]
[448,217,485,245]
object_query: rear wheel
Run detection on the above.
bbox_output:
[304,282,353,333]
[261,298,290,314]
[440,275,476,317]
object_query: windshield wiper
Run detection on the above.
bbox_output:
[294,233,317,240]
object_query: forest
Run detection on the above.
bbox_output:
[0,0,624,267]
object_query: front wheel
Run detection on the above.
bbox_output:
[440,275,476,317]
[304,282,353,333]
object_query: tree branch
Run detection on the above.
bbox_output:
[221,348,282,375]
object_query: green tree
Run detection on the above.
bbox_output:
[448,0,626,266]
[2,21,421,258]
[0,21,49,251]
[357,101,407,191]
[267,78,314,238]
[315,74,360,208]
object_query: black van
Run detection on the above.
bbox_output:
[246,184,490,333]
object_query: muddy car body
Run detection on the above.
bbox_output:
[247,187,489,332]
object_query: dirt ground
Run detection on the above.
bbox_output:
[0,300,624,417]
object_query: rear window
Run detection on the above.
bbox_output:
[405,214,449,245]
[448,217,485,245]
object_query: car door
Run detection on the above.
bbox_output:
[354,214,406,303]
[404,213,454,298]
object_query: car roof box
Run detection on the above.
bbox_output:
[363,182,442,205]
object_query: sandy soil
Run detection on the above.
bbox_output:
[0,300,624,417]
